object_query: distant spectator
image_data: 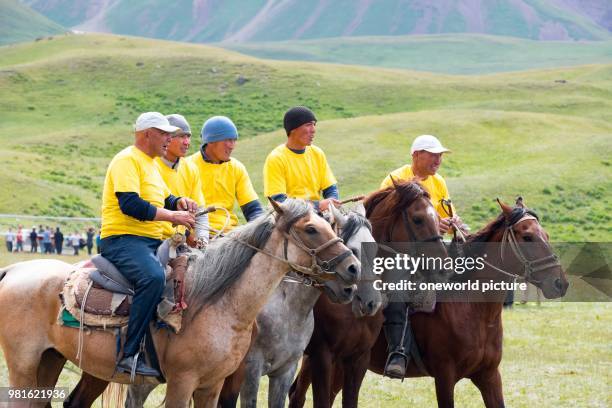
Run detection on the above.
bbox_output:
[42,227,52,254]
[37,225,44,254]
[95,230,101,254]
[54,227,64,255]
[86,227,95,255]
[5,228,15,253]
[15,226,24,252]
[29,227,38,253]
[71,231,80,256]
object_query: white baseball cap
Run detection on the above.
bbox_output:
[134,112,180,133]
[410,134,451,155]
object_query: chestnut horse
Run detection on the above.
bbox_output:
[0,199,360,408]
[292,197,569,408]
[290,181,451,408]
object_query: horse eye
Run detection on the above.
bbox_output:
[523,235,533,242]
[305,226,317,235]
[412,217,423,225]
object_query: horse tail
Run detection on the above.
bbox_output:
[101,383,127,408]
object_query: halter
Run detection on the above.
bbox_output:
[231,218,352,278]
[482,211,561,284]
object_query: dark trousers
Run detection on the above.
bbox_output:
[101,235,165,357]
[56,243,63,255]
[87,243,93,255]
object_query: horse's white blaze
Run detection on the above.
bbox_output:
[427,205,438,221]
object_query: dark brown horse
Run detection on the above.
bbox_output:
[291,197,569,408]
[289,181,450,408]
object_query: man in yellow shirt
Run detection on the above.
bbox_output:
[381,134,462,234]
[380,134,464,379]
[100,112,197,377]
[263,106,340,212]
[155,114,208,246]
[187,116,263,235]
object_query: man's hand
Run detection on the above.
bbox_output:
[177,197,198,213]
[171,211,196,229]
[319,198,341,212]
[439,216,465,235]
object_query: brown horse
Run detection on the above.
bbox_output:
[293,197,569,408]
[0,199,360,408]
[289,181,450,408]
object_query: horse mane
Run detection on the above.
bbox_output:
[364,181,430,231]
[340,212,371,242]
[187,199,310,312]
[465,207,539,244]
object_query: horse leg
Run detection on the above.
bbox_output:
[166,375,200,408]
[470,368,505,408]
[217,371,241,408]
[64,372,108,408]
[239,356,264,408]
[288,355,311,408]
[36,348,66,408]
[310,348,333,408]
[341,352,369,408]
[268,362,298,408]
[125,383,158,408]
[193,382,224,408]
[434,373,457,408]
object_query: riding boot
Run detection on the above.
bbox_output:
[383,318,412,379]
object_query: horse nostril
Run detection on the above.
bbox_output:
[367,300,375,313]
[554,278,563,291]
[348,264,358,276]
[344,287,354,296]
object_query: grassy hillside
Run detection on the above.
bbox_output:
[0,34,610,241]
[0,0,66,46]
[224,34,612,75]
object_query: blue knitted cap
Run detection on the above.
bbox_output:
[201,116,239,144]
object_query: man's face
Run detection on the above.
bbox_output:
[289,121,316,148]
[413,151,443,176]
[147,128,172,157]
[207,138,236,162]
[167,133,191,159]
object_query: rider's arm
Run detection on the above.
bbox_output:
[116,192,157,221]
[241,200,265,222]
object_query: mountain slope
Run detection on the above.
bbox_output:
[0,0,65,45]
[23,0,612,42]
[224,34,612,74]
[0,34,610,240]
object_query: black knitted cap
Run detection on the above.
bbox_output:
[283,106,317,136]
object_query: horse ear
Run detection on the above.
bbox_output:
[496,198,513,217]
[389,175,400,189]
[330,204,347,227]
[354,202,366,217]
[267,197,284,215]
[515,196,525,208]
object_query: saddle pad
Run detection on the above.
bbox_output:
[63,268,131,328]
[61,267,184,332]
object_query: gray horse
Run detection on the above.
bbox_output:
[238,204,382,408]
[124,205,380,408]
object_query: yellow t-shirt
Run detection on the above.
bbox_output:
[187,152,258,233]
[155,157,206,239]
[101,146,170,239]
[380,165,453,219]
[263,144,337,200]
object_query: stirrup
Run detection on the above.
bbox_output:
[384,350,409,380]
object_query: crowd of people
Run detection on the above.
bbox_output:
[2,225,101,256]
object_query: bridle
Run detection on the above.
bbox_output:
[231,214,353,279]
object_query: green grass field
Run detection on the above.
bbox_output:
[224,34,612,75]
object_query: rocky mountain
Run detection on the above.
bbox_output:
[21,0,612,43]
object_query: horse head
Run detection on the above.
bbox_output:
[269,198,361,287]
[494,197,568,299]
[329,204,382,317]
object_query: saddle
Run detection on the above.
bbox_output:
[60,240,193,333]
